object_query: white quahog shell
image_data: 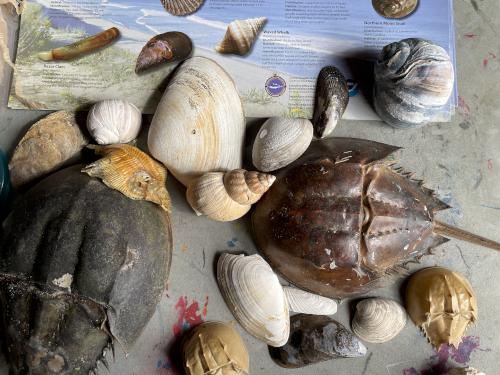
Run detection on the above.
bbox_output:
[87,99,142,145]
[252,117,313,172]
[352,298,407,343]
[216,17,267,56]
[374,38,455,129]
[217,254,339,347]
[186,169,276,222]
[161,0,204,16]
[148,57,245,187]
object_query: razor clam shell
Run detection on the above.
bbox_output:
[373,38,454,129]
[352,298,407,343]
[313,66,349,138]
[252,117,313,172]
[283,286,337,315]
[445,368,485,375]
[372,0,418,19]
[217,254,290,347]
[161,0,204,16]
[216,17,267,56]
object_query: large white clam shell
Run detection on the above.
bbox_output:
[87,99,142,145]
[283,286,337,316]
[217,254,290,347]
[352,298,407,343]
[252,117,313,172]
[148,57,245,187]
[216,17,267,56]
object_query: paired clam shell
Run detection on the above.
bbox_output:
[183,322,249,375]
[406,267,478,349]
[186,169,275,222]
[135,32,192,73]
[352,298,407,343]
[252,117,313,172]
[313,66,349,138]
[82,144,171,212]
[216,17,267,56]
[374,38,455,129]
[148,57,245,187]
[9,111,89,188]
[372,0,419,19]
[87,100,142,145]
[161,0,204,16]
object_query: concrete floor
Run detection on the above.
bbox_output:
[0,0,499,374]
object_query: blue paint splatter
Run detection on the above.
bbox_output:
[438,192,463,225]
[227,238,238,248]
[157,360,162,369]
[480,204,500,211]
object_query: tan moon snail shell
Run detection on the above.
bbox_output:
[87,99,142,145]
[217,254,338,347]
[252,117,313,172]
[216,17,267,56]
[148,57,245,187]
[372,0,419,19]
[161,0,205,16]
[9,111,89,188]
[352,298,407,343]
[183,322,249,375]
[186,169,276,222]
[374,38,455,129]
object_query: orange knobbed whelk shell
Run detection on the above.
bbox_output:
[82,144,171,211]
[406,267,478,349]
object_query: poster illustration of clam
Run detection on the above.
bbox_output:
[9,0,455,119]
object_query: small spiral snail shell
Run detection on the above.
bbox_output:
[216,17,267,56]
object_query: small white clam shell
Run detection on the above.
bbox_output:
[283,286,337,315]
[352,298,407,343]
[252,117,314,172]
[217,253,290,347]
[87,100,142,145]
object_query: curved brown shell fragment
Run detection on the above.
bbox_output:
[135,32,192,73]
[9,111,89,188]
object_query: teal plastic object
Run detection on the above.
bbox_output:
[0,150,10,219]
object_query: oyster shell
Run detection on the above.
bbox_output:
[313,66,349,138]
[252,117,313,172]
[374,38,455,129]
[183,322,249,375]
[216,17,267,56]
[161,0,204,16]
[352,298,407,343]
[148,57,245,187]
[269,314,367,368]
[186,169,276,222]
[372,0,418,19]
[82,144,171,212]
[87,99,142,145]
[406,267,478,349]
[9,111,89,188]
[135,31,192,73]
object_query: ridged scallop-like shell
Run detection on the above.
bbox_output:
[252,117,313,172]
[352,298,407,343]
[374,38,455,129]
[186,169,275,222]
[161,0,204,16]
[148,57,245,187]
[183,322,249,375]
[217,253,290,347]
[9,111,89,188]
[283,286,337,316]
[313,66,349,138]
[406,267,478,349]
[87,100,142,145]
[372,0,419,19]
[82,144,171,211]
[216,17,267,56]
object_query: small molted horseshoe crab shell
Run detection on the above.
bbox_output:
[216,17,267,56]
[352,298,407,343]
[372,0,419,19]
[161,0,205,16]
[269,314,367,368]
[182,322,249,375]
[406,267,478,349]
[313,66,349,139]
[135,31,192,73]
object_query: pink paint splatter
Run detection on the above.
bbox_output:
[463,33,477,39]
[483,52,497,68]
[457,96,471,119]
[172,295,209,337]
[487,159,493,171]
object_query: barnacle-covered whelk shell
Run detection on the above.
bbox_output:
[161,0,204,16]
[352,298,407,343]
[406,267,478,349]
[374,38,454,129]
[183,322,249,375]
[313,66,349,138]
[216,17,267,56]
[372,0,419,19]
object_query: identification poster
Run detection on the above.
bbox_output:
[9,0,455,119]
